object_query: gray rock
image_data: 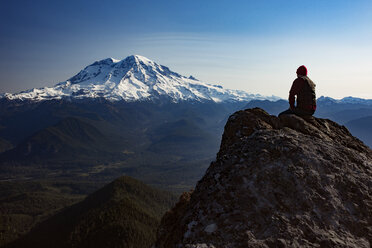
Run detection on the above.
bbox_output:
[155,108,372,248]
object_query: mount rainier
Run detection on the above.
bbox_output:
[1,55,279,102]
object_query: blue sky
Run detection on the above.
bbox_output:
[0,0,371,98]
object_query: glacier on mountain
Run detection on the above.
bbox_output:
[1,55,280,103]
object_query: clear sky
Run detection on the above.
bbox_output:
[0,0,371,99]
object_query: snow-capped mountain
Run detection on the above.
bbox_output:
[317,96,372,105]
[1,55,279,103]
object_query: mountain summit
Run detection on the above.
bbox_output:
[155,108,372,247]
[1,55,278,103]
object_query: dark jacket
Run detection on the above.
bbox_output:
[289,76,316,112]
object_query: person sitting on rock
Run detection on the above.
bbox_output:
[279,65,316,117]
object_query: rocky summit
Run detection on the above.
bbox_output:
[155,108,372,248]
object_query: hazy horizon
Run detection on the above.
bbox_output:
[1,0,371,99]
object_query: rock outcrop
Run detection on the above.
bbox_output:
[155,108,372,247]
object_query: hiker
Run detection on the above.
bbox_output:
[279,65,316,117]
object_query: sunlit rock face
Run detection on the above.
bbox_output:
[155,108,372,248]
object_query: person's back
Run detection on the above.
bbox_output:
[279,65,316,117]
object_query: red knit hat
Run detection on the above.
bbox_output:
[296,65,307,76]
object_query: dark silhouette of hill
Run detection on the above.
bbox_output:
[346,115,372,148]
[0,117,122,164]
[155,108,372,247]
[325,108,372,124]
[148,119,219,156]
[0,180,93,246]
[244,99,288,115]
[6,176,176,248]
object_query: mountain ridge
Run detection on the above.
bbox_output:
[0,117,119,162]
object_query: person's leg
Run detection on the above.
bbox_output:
[278,108,294,116]
[293,108,314,117]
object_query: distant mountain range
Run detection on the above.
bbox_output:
[0,98,242,192]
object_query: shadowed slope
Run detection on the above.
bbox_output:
[0,117,118,164]
[7,176,176,248]
[346,115,372,148]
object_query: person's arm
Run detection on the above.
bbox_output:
[288,78,303,109]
